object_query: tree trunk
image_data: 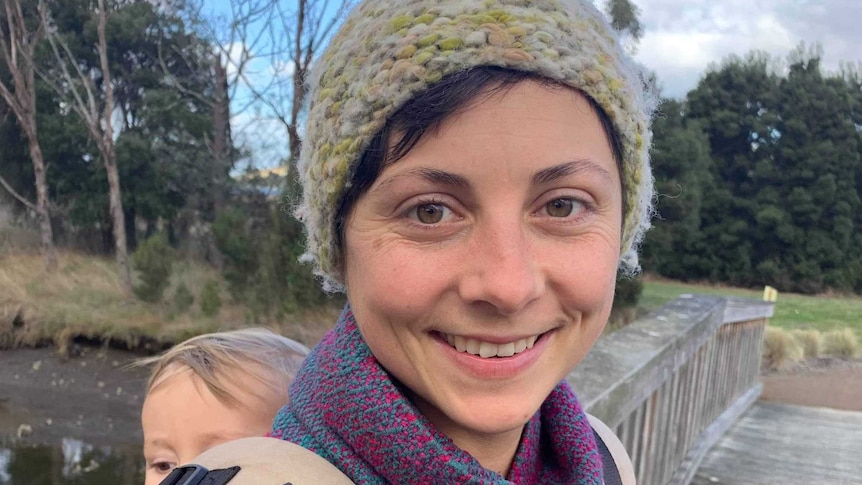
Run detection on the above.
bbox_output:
[211,56,231,213]
[105,154,131,292]
[98,0,132,295]
[27,131,58,271]
[0,0,58,272]
[287,0,307,168]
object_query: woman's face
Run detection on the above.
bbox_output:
[343,81,622,451]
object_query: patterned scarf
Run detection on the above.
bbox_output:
[271,306,603,484]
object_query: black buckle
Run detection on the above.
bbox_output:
[159,464,240,485]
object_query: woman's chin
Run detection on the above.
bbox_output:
[444,393,546,437]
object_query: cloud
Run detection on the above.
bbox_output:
[632,0,862,98]
[231,110,290,170]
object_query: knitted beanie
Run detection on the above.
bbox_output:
[296,0,656,289]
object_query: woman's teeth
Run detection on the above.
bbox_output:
[443,334,538,358]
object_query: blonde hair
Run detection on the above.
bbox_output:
[138,328,309,408]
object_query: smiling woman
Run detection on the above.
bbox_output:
[342,81,623,474]
[267,0,656,483]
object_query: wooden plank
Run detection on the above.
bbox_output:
[570,295,728,427]
[692,402,862,484]
[667,384,762,485]
[722,297,774,324]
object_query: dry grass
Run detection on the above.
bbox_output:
[822,328,858,358]
[0,225,40,255]
[790,329,822,359]
[762,326,803,370]
[0,249,339,354]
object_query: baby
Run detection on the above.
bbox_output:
[138,328,308,485]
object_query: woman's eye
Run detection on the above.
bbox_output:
[545,198,577,217]
[412,203,449,224]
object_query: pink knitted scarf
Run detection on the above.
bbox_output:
[271,306,604,484]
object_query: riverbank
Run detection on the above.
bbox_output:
[1,251,341,355]
[3,344,860,449]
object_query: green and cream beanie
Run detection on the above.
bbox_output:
[296,0,657,290]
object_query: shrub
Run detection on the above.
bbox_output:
[199,280,222,317]
[132,234,174,303]
[613,276,643,310]
[790,329,821,359]
[822,328,858,358]
[606,276,643,332]
[213,192,332,318]
[172,282,194,313]
[212,207,259,300]
[762,326,803,370]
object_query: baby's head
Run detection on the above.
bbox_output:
[139,328,309,485]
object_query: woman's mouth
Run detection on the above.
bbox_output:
[438,333,541,358]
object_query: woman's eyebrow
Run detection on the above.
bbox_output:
[376,167,472,192]
[531,160,613,185]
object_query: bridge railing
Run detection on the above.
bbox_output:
[568,294,773,485]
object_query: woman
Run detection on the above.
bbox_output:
[271,0,655,483]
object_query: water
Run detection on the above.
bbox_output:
[0,347,148,484]
[0,439,142,484]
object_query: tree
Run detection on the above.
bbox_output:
[185,0,352,169]
[0,0,57,270]
[0,0,222,259]
[770,51,861,292]
[662,46,862,294]
[684,52,780,286]
[641,99,714,279]
[39,0,131,293]
[605,0,642,43]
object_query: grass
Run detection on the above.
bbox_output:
[0,249,340,354]
[3,230,861,356]
[639,277,862,342]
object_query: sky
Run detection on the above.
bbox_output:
[208,0,862,167]
[631,0,862,98]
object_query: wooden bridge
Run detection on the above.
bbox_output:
[568,294,862,485]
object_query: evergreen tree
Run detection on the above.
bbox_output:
[770,54,861,292]
[641,99,714,280]
[684,53,780,286]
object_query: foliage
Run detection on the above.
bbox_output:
[199,279,222,317]
[212,181,332,319]
[605,0,642,41]
[0,0,228,253]
[642,46,862,295]
[762,326,802,370]
[641,99,713,279]
[172,282,194,313]
[131,233,174,303]
[613,275,643,310]
[822,328,858,358]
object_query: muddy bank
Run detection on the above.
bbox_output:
[760,357,862,412]
[0,347,147,447]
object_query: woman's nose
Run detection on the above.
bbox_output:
[457,223,545,315]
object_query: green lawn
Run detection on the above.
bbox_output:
[640,279,862,340]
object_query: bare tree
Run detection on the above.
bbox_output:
[38,0,132,294]
[0,0,58,271]
[253,0,352,165]
[174,0,352,172]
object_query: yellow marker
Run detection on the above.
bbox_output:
[763,285,778,302]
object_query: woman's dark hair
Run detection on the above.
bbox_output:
[333,66,625,257]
